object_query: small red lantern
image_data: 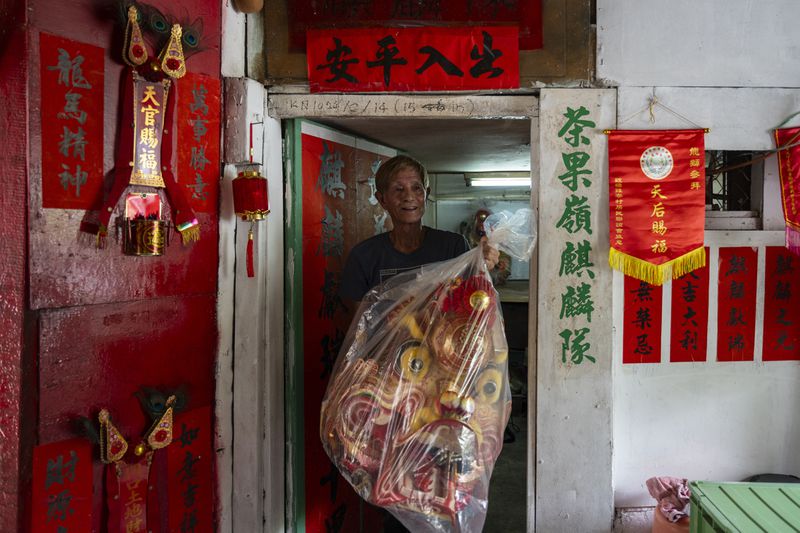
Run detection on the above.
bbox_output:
[232,169,269,277]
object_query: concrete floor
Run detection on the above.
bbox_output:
[484,397,528,532]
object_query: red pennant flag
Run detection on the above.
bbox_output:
[608,129,707,285]
[774,127,800,255]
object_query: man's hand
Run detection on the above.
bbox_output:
[480,237,500,271]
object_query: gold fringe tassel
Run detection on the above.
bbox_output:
[608,246,706,286]
[179,224,201,245]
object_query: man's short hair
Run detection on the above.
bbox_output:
[374,155,429,194]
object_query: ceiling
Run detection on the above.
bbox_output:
[313,117,532,174]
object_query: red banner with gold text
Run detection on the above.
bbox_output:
[608,130,706,285]
[307,26,519,92]
[40,33,104,209]
[177,73,220,214]
[774,127,800,255]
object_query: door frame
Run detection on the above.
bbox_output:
[269,92,540,532]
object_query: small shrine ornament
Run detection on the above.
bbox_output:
[98,395,176,464]
[97,394,177,533]
[81,3,206,255]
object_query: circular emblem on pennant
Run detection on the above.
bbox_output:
[640,146,674,180]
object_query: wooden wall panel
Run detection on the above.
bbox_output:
[38,294,218,530]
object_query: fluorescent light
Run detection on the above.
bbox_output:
[469,177,531,188]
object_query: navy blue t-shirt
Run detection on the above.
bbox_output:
[339,227,469,301]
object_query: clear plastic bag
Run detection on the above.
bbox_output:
[320,209,536,532]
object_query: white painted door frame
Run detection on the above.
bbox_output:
[268,92,540,531]
[217,78,286,533]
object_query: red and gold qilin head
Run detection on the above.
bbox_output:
[321,264,511,530]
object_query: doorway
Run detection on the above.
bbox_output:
[276,94,538,533]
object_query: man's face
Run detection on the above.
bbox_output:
[376,167,427,225]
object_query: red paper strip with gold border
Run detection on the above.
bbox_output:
[106,454,152,533]
[130,76,168,188]
[32,439,93,532]
[774,127,800,255]
[608,129,706,285]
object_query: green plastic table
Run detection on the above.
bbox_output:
[689,481,800,532]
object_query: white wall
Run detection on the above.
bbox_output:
[598,0,800,511]
[613,234,800,507]
[597,0,800,88]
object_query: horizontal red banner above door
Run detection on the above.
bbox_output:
[307,26,519,93]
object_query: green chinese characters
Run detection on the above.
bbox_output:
[556,105,596,365]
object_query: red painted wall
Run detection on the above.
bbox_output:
[0,0,223,530]
[0,1,34,531]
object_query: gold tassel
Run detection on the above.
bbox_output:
[179,224,201,245]
[609,247,706,286]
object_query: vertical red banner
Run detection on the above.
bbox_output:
[177,72,220,214]
[716,247,757,361]
[670,248,709,362]
[39,33,104,209]
[623,276,662,364]
[763,247,800,361]
[31,439,93,533]
[774,127,800,254]
[167,406,213,533]
[301,131,386,533]
[301,133,361,533]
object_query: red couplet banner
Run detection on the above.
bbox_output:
[623,275,662,364]
[167,406,213,533]
[177,73,220,214]
[763,247,800,361]
[32,439,93,533]
[301,133,384,533]
[307,26,519,92]
[716,247,757,362]
[608,130,706,285]
[669,249,709,362]
[40,33,104,209]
